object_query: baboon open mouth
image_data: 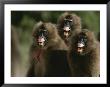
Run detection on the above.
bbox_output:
[77,43,85,53]
[37,37,45,46]
[64,31,70,38]
[77,47,84,53]
[63,27,71,38]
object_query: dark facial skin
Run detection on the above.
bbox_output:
[33,27,48,47]
[62,16,73,39]
[75,33,87,55]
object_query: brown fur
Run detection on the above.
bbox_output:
[67,29,100,77]
[57,12,82,44]
[27,21,70,77]
[57,12,82,29]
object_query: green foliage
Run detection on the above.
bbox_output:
[75,11,100,36]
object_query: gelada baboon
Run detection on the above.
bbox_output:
[11,26,21,76]
[68,29,100,77]
[27,21,70,77]
[57,12,82,45]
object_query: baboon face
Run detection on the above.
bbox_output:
[62,15,73,39]
[72,29,95,55]
[76,32,87,55]
[58,12,81,42]
[33,23,48,47]
[33,22,58,48]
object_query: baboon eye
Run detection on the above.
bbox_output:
[64,20,67,24]
[64,19,73,26]
[84,38,87,42]
[64,19,72,22]
[83,35,87,41]
[34,31,39,37]
[68,20,73,22]
[43,30,48,36]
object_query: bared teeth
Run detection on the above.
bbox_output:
[37,37,45,46]
[38,42,44,46]
[64,32,69,37]
[77,43,84,53]
[63,27,70,37]
[77,47,83,53]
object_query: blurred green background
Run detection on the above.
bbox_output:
[11,11,100,76]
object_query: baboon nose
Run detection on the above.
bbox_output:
[78,43,84,47]
[38,37,45,42]
[64,26,70,31]
[37,37,45,46]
